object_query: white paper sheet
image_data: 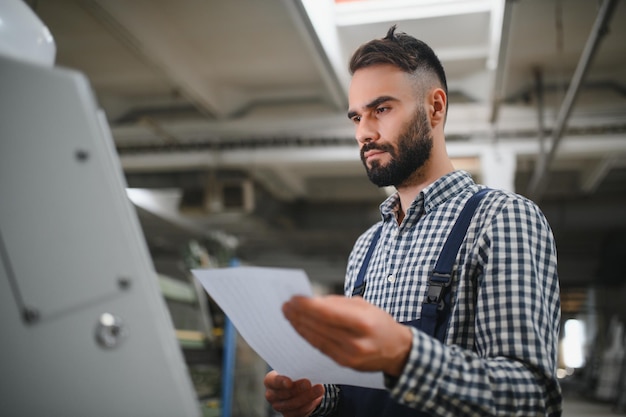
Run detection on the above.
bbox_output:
[192,266,384,389]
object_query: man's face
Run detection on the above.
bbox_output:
[360,106,432,187]
[348,64,433,188]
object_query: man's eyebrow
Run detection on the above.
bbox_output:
[347,95,398,120]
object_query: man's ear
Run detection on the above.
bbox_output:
[428,88,447,128]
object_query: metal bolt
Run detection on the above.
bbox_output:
[75,149,89,162]
[118,277,131,290]
[22,307,40,324]
[95,313,127,349]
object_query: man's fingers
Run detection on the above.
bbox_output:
[283,295,372,335]
[283,295,379,354]
[270,383,324,412]
[277,388,324,417]
[264,374,325,417]
[281,295,412,373]
[287,315,348,357]
[263,370,293,390]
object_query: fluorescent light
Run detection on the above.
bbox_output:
[335,0,493,27]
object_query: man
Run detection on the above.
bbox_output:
[264,26,562,417]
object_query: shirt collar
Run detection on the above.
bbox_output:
[379,170,476,222]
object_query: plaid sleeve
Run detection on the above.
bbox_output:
[387,195,562,416]
[309,384,339,416]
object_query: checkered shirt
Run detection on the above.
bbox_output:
[312,170,562,417]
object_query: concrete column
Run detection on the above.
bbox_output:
[480,146,516,192]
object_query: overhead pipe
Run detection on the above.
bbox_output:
[526,0,619,201]
[534,67,546,158]
[489,0,516,124]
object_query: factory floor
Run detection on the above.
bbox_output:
[559,372,626,417]
[563,396,619,416]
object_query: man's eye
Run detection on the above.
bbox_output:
[376,107,389,114]
[351,116,361,123]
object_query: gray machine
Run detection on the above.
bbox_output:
[0,52,201,416]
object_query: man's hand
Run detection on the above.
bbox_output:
[264,371,324,417]
[282,295,412,377]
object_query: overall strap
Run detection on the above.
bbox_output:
[338,188,491,417]
[420,188,491,338]
[351,224,382,297]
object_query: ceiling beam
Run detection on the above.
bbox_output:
[334,0,492,26]
[526,0,619,201]
[250,167,308,201]
[489,0,515,124]
[438,46,490,62]
[118,136,626,173]
[580,156,619,194]
[282,0,348,110]
[84,0,242,119]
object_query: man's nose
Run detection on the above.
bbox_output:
[355,116,380,144]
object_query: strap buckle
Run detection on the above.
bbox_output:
[426,271,452,308]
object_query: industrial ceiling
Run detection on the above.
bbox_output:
[31,0,626,308]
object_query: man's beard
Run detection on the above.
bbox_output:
[360,107,433,188]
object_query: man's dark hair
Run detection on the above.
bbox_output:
[349,25,448,98]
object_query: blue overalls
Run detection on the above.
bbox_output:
[337,189,489,417]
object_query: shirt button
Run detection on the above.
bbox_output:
[387,274,396,283]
